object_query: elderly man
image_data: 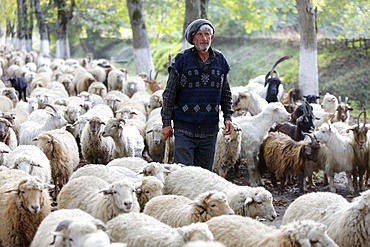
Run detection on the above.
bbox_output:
[161,19,234,171]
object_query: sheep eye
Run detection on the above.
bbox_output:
[132,189,135,193]
[145,190,150,194]
[257,201,263,204]
[20,190,25,194]
[210,203,216,208]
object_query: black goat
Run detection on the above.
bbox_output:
[9,77,28,102]
[270,115,314,141]
[303,94,320,104]
[264,55,292,103]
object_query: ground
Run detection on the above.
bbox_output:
[229,165,359,227]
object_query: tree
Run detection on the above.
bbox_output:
[126,0,154,76]
[54,0,75,59]
[32,0,51,57]
[296,0,318,97]
[182,0,210,49]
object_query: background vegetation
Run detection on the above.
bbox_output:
[1,0,369,109]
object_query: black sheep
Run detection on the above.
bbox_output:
[9,77,28,102]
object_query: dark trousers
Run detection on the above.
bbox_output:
[174,130,217,171]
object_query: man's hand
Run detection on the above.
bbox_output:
[162,126,173,140]
[224,120,234,135]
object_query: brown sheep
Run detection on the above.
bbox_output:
[0,169,53,247]
[33,129,80,198]
[259,132,320,194]
[74,71,96,95]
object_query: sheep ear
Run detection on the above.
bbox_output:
[305,145,312,155]
[244,197,253,205]
[189,199,203,206]
[99,188,113,195]
[3,188,19,193]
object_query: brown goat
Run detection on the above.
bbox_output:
[335,96,353,124]
[259,132,320,194]
[144,70,162,93]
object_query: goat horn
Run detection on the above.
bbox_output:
[43,103,58,113]
[149,69,153,80]
[154,70,160,79]
[266,55,293,81]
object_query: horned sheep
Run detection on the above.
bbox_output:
[30,208,126,247]
[57,175,140,223]
[164,166,277,221]
[212,122,242,178]
[0,169,53,247]
[106,212,215,247]
[233,101,291,186]
[282,190,370,246]
[259,132,320,193]
[207,215,338,247]
[33,129,79,197]
[4,144,51,183]
[143,191,234,227]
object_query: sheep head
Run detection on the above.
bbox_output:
[4,176,52,213]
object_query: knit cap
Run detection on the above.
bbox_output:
[184,19,215,45]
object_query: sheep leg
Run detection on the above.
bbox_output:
[345,172,355,192]
[297,170,305,194]
[279,175,286,194]
[326,173,336,193]
[270,172,278,188]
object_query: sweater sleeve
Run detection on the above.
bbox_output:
[220,74,233,122]
[161,69,179,128]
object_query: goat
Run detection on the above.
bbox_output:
[335,96,353,124]
[9,77,28,102]
[259,132,320,194]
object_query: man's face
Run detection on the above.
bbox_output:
[192,29,214,52]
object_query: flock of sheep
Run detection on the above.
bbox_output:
[0,44,369,247]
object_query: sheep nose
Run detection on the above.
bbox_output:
[154,140,161,145]
[124,201,133,208]
[31,205,40,213]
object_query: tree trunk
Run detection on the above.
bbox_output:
[183,0,201,49]
[296,0,319,99]
[126,0,154,76]
[54,0,75,59]
[200,0,210,19]
[26,0,34,51]
[16,0,27,50]
[33,0,51,57]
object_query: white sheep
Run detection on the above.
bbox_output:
[233,101,291,186]
[33,129,80,197]
[164,166,277,221]
[19,103,68,145]
[0,95,14,112]
[0,117,18,149]
[106,212,215,247]
[213,122,242,178]
[4,144,51,183]
[69,164,164,211]
[107,68,127,91]
[282,190,370,246]
[88,81,108,98]
[0,142,11,165]
[123,75,146,98]
[313,122,355,192]
[31,208,126,247]
[104,90,130,113]
[143,191,234,227]
[0,168,53,247]
[146,118,174,162]
[107,158,170,183]
[81,116,115,164]
[57,175,140,223]
[147,89,164,114]
[312,92,338,129]
[207,215,338,247]
[101,117,144,158]
[1,107,29,140]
